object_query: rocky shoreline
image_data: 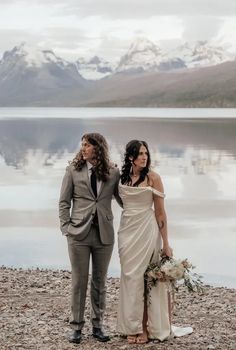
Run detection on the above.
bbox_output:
[0,267,235,350]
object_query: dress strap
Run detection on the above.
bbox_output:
[151,187,166,198]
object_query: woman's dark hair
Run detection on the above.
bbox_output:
[70,133,110,182]
[121,140,151,186]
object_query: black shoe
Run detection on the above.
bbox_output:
[68,330,82,344]
[92,327,110,342]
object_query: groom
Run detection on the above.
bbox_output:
[59,133,122,344]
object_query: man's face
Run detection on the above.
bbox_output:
[81,138,96,163]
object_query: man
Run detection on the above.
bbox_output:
[59,133,122,344]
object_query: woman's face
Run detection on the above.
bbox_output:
[132,144,148,168]
[81,138,96,163]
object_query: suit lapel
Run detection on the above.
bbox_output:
[97,181,105,198]
[97,170,113,198]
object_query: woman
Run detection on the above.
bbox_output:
[116,140,192,344]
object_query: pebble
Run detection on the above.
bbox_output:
[0,266,235,350]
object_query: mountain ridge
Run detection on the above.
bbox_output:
[0,40,236,107]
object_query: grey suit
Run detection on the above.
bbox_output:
[59,163,121,330]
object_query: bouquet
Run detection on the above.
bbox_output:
[145,255,203,294]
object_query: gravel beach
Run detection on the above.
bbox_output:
[0,267,235,350]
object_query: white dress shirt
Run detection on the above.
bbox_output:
[86,161,102,195]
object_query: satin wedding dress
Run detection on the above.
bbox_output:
[117,184,193,341]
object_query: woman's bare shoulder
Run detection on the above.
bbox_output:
[148,171,164,194]
[148,170,162,183]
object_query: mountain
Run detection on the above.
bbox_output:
[76,56,115,80]
[169,41,235,68]
[0,41,236,107]
[80,59,236,107]
[117,37,163,72]
[116,37,186,73]
[0,43,86,106]
[116,38,235,74]
[1,42,69,68]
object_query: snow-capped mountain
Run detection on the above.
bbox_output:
[76,56,115,80]
[116,38,235,74]
[0,42,74,70]
[116,37,186,73]
[0,42,84,83]
[117,37,163,72]
[0,40,235,106]
[169,41,235,68]
[0,43,85,105]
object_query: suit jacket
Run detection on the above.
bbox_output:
[59,163,122,244]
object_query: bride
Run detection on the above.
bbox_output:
[116,140,192,344]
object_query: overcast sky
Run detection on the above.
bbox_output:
[0,0,236,61]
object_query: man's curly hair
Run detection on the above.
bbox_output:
[71,133,111,182]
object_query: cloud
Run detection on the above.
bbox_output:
[0,0,236,60]
[46,27,102,59]
[182,16,224,42]
[40,0,236,19]
[2,0,236,19]
[216,17,236,52]
[93,36,131,62]
[0,29,44,58]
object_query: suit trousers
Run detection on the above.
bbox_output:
[67,224,113,330]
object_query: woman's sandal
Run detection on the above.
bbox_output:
[127,335,137,344]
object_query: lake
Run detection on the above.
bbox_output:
[0,108,236,288]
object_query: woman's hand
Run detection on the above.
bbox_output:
[161,244,173,258]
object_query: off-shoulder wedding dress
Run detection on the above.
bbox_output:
[117,184,193,341]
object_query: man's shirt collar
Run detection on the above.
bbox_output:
[86,161,93,171]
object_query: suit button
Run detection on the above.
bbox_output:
[95,199,98,202]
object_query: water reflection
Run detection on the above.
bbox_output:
[0,117,236,287]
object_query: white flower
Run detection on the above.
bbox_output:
[182,259,192,269]
[145,256,203,294]
[161,260,185,280]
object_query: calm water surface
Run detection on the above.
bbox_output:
[0,108,235,288]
